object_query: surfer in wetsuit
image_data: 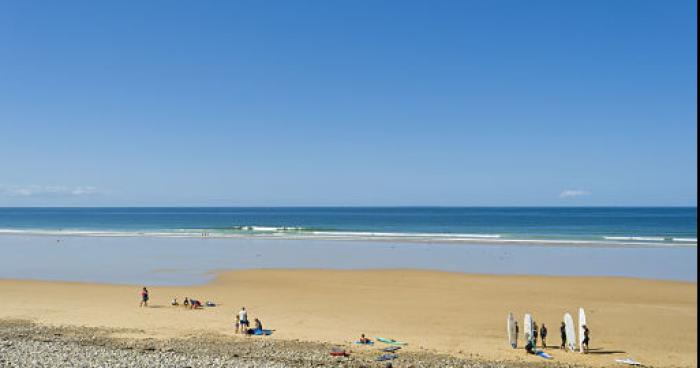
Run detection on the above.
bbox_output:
[560,322,567,351]
[533,321,539,347]
[540,324,548,348]
[582,325,590,353]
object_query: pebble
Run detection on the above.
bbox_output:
[0,320,582,368]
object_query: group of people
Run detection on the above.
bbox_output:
[559,322,591,353]
[171,297,210,309]
[139,289,268,336]
[234,306,264,335]
[515,320,590,354]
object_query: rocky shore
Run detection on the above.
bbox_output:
[0,320,586,368]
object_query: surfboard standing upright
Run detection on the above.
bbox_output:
[564,312,577,352]
[578,308,587,353]
[507,313,517,348]
[524,313,533,346]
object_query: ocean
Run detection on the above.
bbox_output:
[0,207,696,284]
[0,207,696,247]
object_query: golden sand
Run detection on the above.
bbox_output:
[0,269,696,367]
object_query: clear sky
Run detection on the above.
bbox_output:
[0,1,696,206]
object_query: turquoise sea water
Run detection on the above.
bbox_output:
[0,207,696,246]
[0,208,696,284]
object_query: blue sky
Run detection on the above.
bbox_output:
[0,1,696,206]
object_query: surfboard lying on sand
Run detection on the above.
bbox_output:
[536,351,552,359]
[376,337,407,345]
[564,313,577,352]
[507,312,517,348]
[523,313,533,345]
[615,358,641,365]
[578,307,587,353]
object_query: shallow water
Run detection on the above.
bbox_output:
[0,235,695,285]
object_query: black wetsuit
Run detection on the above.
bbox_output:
[560,325,566,347]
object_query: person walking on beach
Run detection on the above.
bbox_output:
[239,307,249,332]
[139,287,149,307]
[560,322,567,351]
[540,323,548,349]
[582,325,590,353]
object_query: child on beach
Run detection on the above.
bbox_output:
[582,325,590,353]
[234,315,240,334]
[139,287,149,307]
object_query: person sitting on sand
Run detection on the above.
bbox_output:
[560,322,567,351]
[188,299,202,309]
[582,325,590,353]
[525,339,535,354]
[171,297,178,306]
[183,297,190,307]
[359,334,371,344]
[254,318,263,332]
[139,287,149,307]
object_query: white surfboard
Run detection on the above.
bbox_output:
[564,312,577,352]
[524,313,533,345]
[578,308,587,353]
[615,358,641,365]
[507,312,517,348]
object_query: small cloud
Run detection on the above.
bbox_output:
[559,189,591,199]
[0,185,102,197]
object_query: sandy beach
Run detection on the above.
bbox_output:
[0,269,695,367]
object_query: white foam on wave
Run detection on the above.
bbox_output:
[673,238,698,243]
[604,236,668,242]
[0,228,695,248]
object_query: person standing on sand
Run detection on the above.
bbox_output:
[139,287,149,307]
[560,322,567,351]
[514,321,519,345]
[540,323,548,348]
[533,321,539,347]
[239,307,249,332]
[234,315,240,334]
[582,325,590,353]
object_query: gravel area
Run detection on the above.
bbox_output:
[0,320,583,368]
